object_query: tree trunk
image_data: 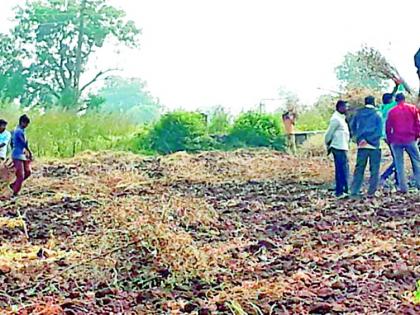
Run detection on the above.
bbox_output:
[74,0,87,106]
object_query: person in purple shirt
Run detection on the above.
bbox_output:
[10,115,33,196]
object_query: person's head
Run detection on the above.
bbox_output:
[395,93,405,104]
[0,119,7,133]
[382,93,393,105]
[365,96,375,107]
[336,100,348,114]
[19,114,30,129]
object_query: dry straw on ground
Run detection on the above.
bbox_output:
[0,150,418,314]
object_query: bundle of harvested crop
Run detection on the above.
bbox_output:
[357,46,412,94]
[0,160,14,192]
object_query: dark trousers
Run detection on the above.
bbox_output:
[351,149,381,196]
[380,142,398,186]
[332,148,349,196]
[11,159,32,195]
[391,141,420,193]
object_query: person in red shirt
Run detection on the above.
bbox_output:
[386,93,420,193]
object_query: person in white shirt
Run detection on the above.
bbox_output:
[324,101,350,198]
[0,119,11,160]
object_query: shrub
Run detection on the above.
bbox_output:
[228,112,283,149]
[149,111,206,154]
[127,125,154,154]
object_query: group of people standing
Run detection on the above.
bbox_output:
[0,115,32,198]
[325,81,420,199]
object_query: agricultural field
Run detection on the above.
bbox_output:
[0,150,418,314]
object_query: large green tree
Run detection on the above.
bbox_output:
[12,0,140,108]
[97,76,162,124]
[0,34,28,103]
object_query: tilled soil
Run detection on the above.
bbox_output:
[0,150,418,314]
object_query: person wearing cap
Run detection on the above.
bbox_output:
[350,96,383,198]
[325,100,350,198]
[386,93,420,193]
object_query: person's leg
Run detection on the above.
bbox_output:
[350,149,369,196]
[286,134,291,152]
[404,141,420,189]
[332,149,345,196]
[343,151,350,194]
[290,134,296,154]
[286,134,296,154]
[380,142,397,184]
[389,143,399,187]
[368,149,381,196]
[23,160,32,181]
[11,160,25,196]
[392,144,408,193]
[381,162,395,182]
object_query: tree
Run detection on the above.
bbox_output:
[336,51,388,91]
[0,34,28,103]
[12,0,141,108]
[98,76,161,124]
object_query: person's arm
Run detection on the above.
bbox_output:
[0,132,8,148]
[24,137,33,160]
[391,80,400,96]
[324,117,338,146]
[350,113,359,142]
[386,112,394,143]
[26,144,33,160]
[413,107,420,140]
[374,114,383,142]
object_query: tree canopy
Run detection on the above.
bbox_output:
[0,34,28,103]
[1,0,141,108]
[97,76,162,124]
[336,51,388,91]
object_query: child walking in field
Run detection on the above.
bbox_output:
[10,115,33,197]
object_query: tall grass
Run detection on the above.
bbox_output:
[0,105,139,158]
[0,103,331,159]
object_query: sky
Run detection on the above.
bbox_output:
[1,0,420,113]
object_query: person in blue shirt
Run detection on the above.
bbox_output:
[10,115,33,196]
[350,96,383,198]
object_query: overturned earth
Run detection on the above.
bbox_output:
[0,150,418,314]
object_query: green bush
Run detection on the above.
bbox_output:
[228,112,284,149]
[127,125,155,155]
[149,111,206,154]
